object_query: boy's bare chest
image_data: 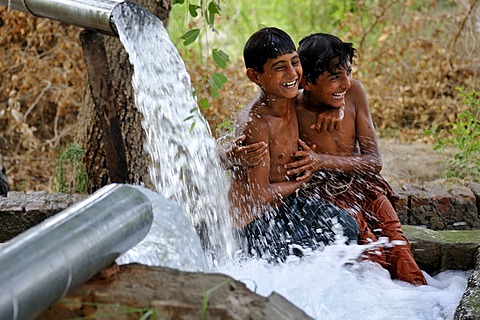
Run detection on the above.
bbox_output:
[267,117,299,179]
[297,109,356,155]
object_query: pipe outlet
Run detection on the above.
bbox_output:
[0,0,126,36]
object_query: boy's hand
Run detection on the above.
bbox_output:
[285,139,316,180]
[227,134,267,167]
[310,105,344,133]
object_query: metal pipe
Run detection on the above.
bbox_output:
[0,183,154,320]
[0,0,126,36]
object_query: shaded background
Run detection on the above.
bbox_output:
[0,0,479,192]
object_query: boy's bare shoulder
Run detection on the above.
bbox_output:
[346,78,369,111]
[235,95,265,132]
[349,78,366,94]
[236,97,271,139]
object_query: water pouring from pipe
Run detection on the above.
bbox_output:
[111,1,237,265]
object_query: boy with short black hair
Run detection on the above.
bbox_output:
[285,33,426,285]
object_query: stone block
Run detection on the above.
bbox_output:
[454,248,480,320]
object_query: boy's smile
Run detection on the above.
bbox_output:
[282,80,298,88]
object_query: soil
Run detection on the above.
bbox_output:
[379,138,447,186]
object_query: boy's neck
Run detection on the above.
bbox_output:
[302,91,340,112]
[259,91,295,116]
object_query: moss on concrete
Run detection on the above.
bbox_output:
[403,225,480,244]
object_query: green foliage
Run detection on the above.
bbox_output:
[181,28,201,46]
[426,88,480,182]
[216,118,233,135]
[172,0,230,130]
[167,0,478,144]
[52,143,88,193]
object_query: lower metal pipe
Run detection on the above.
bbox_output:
[0,0,126,36]
[0,183,153,320]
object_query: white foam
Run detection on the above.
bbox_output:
[218,244,471,320]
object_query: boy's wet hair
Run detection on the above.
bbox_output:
[243,27,296,73]
[298,33,356,84]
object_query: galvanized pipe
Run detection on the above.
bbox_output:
[0,0,126,36]
[0,183,153,320]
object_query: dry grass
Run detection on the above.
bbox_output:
[1,9,86,191]
[0,1,479,192]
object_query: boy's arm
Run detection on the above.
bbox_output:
[218,135,267,170]
[287,80,382,176]
[311,105,344,133]
[218,102,268,169]
[244,118,311,210]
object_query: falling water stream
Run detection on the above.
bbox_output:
[112,2,470,319]
[112,2,235,265]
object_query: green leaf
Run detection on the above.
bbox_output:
[211,72,227,89]
[181,29,200,46]
[173,0,184,4]
[212,49,230,69]
[188,4,201,17]
[205,2,221,32]
[199,98,210,109]
[208,1,221,16]
[209,83,219,98]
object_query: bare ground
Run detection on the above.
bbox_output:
[379,138,447,186]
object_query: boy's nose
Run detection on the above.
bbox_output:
[341,74,351,89]
[286,63,299,75]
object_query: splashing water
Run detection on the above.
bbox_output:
[111,3,471,319]
[116,186,209,272]
[218,245,471,320]
[112,2,235,265]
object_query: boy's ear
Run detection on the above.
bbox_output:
[300,77,311,91]
[246,68,261,85]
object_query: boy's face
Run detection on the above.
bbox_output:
[247,52,302,100]
[302,59,352,109]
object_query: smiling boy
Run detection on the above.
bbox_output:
[228,27,310,228]
[286,33,427,285]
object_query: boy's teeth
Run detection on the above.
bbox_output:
[283,80,296,87]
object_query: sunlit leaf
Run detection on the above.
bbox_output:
[212,49,229,69]
[208,1,221,15]
[181,29,200,46]
[209,82,219,98]
[211,72,227,89]
[199,98,210,109]
[188,4,200,17]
